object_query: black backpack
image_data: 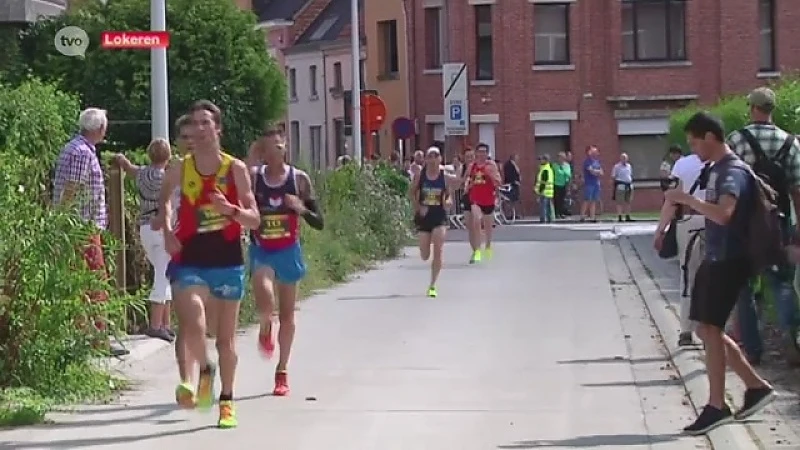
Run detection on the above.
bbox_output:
[736,129,796,276]
[737,128,794,217]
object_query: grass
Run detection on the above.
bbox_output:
[598,211,660,220]
[0,389,49,427]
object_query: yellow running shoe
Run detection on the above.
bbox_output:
[196,363,216,412]
[174,382,196,409]
[427,286,437,298]
[484,247,493,260]
[470,250,482,264]
[217,400,237,429]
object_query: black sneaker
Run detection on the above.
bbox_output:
[734,387,776,420]
[683,404,734,436]
[678,332,694,347]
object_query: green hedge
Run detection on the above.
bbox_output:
[669,77,800,146]
[0,79,412,427]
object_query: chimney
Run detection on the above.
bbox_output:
[291,0,334,43]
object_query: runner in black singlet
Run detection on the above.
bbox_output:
[409,147,458,297]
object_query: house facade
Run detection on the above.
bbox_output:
[363,0,411,159]
[408,0,800,212]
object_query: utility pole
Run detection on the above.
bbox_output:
[350,0,362,163]
[151,0,169,140]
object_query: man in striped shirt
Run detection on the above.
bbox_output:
[53,108,129,357]
[727,87,800,367]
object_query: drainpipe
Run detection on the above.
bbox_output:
[322,48,330,168]
[402,0,415,156]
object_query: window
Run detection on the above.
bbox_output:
[534,4,570,65]
[621,0,686,62]
[619,134,668,180]
[759,0,775,72]
[359,58,366,89]
[309,65,318,98]
[424,7,443,69]
[288,68,297,99]
[333,118,345,157]
[474,5,493,80]
[378,20,400,77]
[478,124,496,155]
[333,62,343,90]
[290,121,301,163]
[534,136,570,161]
[310,125,323,170]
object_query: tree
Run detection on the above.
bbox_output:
[14,0,287,156]
[669,77,800,148]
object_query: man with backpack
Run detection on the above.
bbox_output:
[726,87,800,367]
[665,111,776,435]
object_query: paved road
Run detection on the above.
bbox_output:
[1,225,705,449]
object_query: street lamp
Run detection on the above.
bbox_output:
[350,0,362,163]
[151,0,169,140]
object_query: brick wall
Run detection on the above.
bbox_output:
[410,0,800,215]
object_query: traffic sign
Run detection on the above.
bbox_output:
[442,63,469,136]
[361,93,387,133]
[392,117,415,139]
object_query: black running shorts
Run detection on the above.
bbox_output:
[690,258,750,329]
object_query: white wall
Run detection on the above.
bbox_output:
[286,51,326,167]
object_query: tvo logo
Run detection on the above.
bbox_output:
[54,26,89,57]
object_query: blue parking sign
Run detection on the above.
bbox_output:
[449,104,462,121]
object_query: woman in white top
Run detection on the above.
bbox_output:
[611,153,634,222]
[114,138,173,341]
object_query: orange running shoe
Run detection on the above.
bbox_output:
[273,371,290,396]
[257,321,276,359]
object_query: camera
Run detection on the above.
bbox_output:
[660,176,679,192]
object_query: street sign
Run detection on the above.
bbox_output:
[442,63,469,136]
[361,93,387,133]
[392,117,415,139]
[343,89,379,136]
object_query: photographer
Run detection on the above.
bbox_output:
[654,145,708,347]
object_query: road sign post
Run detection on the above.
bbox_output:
[442,63,469,137]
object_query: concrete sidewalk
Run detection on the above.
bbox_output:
[1,241,705,449]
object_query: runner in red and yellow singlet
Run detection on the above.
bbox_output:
[464,143,501,263]
[154,100,260,429]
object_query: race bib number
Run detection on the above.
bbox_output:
[422,188,442,206]
[196,205,228,233]
[260,214,291,240]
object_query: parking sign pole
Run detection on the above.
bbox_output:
[350,0,362,163]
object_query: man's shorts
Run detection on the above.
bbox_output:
[612,182,632,203]
[167,263,245,301]
[690,258,750,328]
[584,183,601,202]
[415,209,448,233]
[472,204,494,215]
[249,242,307,284]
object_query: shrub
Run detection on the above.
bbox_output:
[0,152,138,421]
[669,77,800,147]
[0,78,80,161]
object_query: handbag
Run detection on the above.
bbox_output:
[658,163,710,260]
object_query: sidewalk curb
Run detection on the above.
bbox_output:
[101,336,172,372]
[618,237,762,450]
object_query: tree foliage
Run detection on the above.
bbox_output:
[669,77,800,148]
[13,0,287,156]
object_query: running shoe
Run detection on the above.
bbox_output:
[427,286,437,298]
[484,247,493,260]
[273,371,290,396]
[174,382,196,409]
[469,250,482,264]
[258,321,276,359]
[196,363,217,411]
[217,400,238,429]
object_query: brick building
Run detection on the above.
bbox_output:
[407,0,800,213]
